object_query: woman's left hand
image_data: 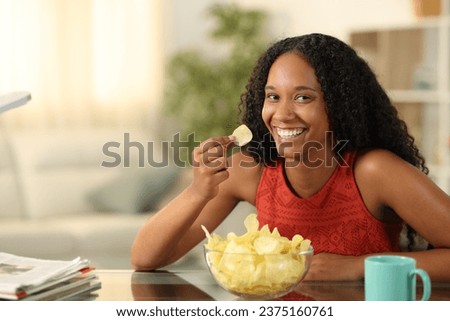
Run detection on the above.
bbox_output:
[303,253,366,281]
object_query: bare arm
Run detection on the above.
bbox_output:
[131,137,260,270]
[369,150,450,281]
[306,248,450,282]
[307,149,450,282]
[131,184,237,270]
[358,150,450,250]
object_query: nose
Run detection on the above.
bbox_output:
[273,100,295,121]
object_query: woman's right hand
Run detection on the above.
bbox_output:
[190,136,235,201]
[131,134,257,271]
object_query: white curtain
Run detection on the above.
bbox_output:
[0,0,163,130]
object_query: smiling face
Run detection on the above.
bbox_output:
[262,52,330,164]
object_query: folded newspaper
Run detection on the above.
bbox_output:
[0,252,100,300]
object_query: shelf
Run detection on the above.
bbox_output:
[387,89,440,103]
[349,3,450,193]
[387,89,450,104]
[351,16,445,34]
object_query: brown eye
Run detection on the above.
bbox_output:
[294,95,310,103]
[265,93,278,101]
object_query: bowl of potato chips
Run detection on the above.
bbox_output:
[202,214,313,300]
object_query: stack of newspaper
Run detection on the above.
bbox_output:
[0,252,101,300]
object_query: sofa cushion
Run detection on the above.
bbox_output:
[8,129,158,218]
[0,217,77,258]
[21,168,123,218]
[0,213,150,267]
[0,171,24,218]
[86,165,180,213]
[0,134,24,218]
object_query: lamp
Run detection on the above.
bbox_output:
[0,92,31,113]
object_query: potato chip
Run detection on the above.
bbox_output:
[203,213,312,298]
[253,236,283,255]
[244,213,258,232]
[202,225,226,251]
[299,239,312,253]
[232,124,253,146]
[291,234,304,252]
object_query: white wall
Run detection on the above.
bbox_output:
[239,0,415,41]
[164,0,417,53]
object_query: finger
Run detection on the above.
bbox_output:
[214,167,230,183]
[194,155,228,173]
[204,157,228,172]
[192,146,223,168]
[193,136,234,167]
[201,145,227,166]
[198,136,235,153]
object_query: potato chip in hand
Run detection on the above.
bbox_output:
[232,124,252,146]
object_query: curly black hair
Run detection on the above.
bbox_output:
[239,33,428,250]
[239,33,428,174]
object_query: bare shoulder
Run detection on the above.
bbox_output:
[353,148,430,198]
[354,149,449,225]
[354,149,421,180]
[225,149,263,204]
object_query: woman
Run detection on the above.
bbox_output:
[131,33,450,281]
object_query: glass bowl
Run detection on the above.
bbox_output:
[204,246,313,300]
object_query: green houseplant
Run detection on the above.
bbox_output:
[163,4,268,150]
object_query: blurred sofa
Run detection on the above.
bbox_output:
[0,128,189,268]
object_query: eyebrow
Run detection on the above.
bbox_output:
[264,85,318,92]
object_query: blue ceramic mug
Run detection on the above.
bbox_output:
[365,255,431,301]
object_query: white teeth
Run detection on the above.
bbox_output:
[277,128,305,139]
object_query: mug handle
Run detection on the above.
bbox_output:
[410,268,431,301]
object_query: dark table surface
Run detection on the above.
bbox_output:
[92,269,450,301]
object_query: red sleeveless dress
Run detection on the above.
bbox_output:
[256,152,402,255]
